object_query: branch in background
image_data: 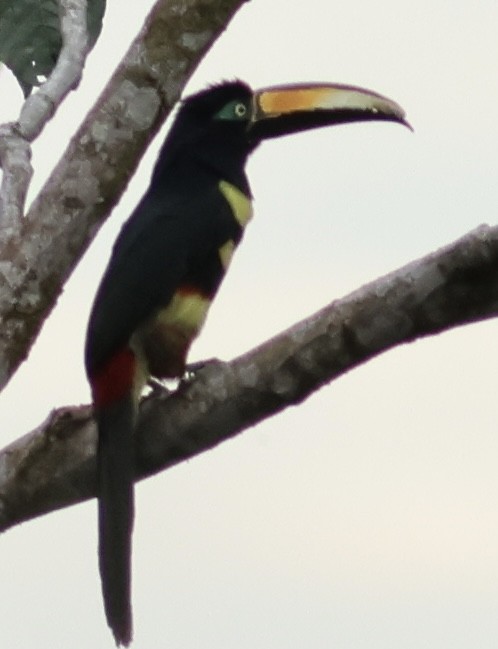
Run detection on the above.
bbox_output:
[0,0,248,393]
[0,0,90,229]
[0,125,32,232]
[17,0,90,141]
[1,223,497,533]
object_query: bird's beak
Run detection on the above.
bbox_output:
[249,83,410,139]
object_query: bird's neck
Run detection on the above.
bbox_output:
[151,140,252,198]
[193,145,252,197]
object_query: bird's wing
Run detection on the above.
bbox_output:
[85,181,236,377]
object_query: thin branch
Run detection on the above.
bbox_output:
[0,0,90,229]
[17,0,90,141]
[0,0,248,393]
[0,124,32,231]
[1,223,497,533]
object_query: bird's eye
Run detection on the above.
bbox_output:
[215,99,250,121]
[234,102,247,117]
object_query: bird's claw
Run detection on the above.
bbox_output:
[147,376,172,396]
[182,357,222,383]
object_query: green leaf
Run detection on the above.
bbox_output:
[0,0,106,98]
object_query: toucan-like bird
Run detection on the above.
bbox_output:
[85,79,408,645]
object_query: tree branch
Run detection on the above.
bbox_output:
[17,0,90,142]
[0,0,90,230]
[0,0,248,393]
[1,223,497,533]
[0,124,32,232]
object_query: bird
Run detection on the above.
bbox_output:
[85,79,408,645]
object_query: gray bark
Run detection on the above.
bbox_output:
[1,223,496,533]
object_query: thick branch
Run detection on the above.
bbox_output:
[1,223,497,533]
[0,0,247,393]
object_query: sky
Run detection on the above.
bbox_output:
[1,1,498,648]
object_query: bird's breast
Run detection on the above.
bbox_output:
[156,287,211,334]
[130,181,253,380]
[134,286,211,379]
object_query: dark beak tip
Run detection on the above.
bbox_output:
[401,117,414,132]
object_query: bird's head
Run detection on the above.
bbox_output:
[155,79,409,188]
[173,78,408,145]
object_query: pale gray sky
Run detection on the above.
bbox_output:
[1,2,498,648]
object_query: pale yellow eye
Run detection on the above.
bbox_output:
[215,100,249,121]
[234,102,247,117]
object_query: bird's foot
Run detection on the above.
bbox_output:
[182,357,223,384]
[147,376,173,396]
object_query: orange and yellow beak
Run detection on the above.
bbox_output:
[249,83,410,139]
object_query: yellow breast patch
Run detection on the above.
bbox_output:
[218,239,236,270]
[156,289,211,336]
[218,180,253,227]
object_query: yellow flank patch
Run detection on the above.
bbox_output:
[156,290,211,335]
[218,239,236,270]
[218,180,253,227]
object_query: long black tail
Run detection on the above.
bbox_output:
[97,395,135,646]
